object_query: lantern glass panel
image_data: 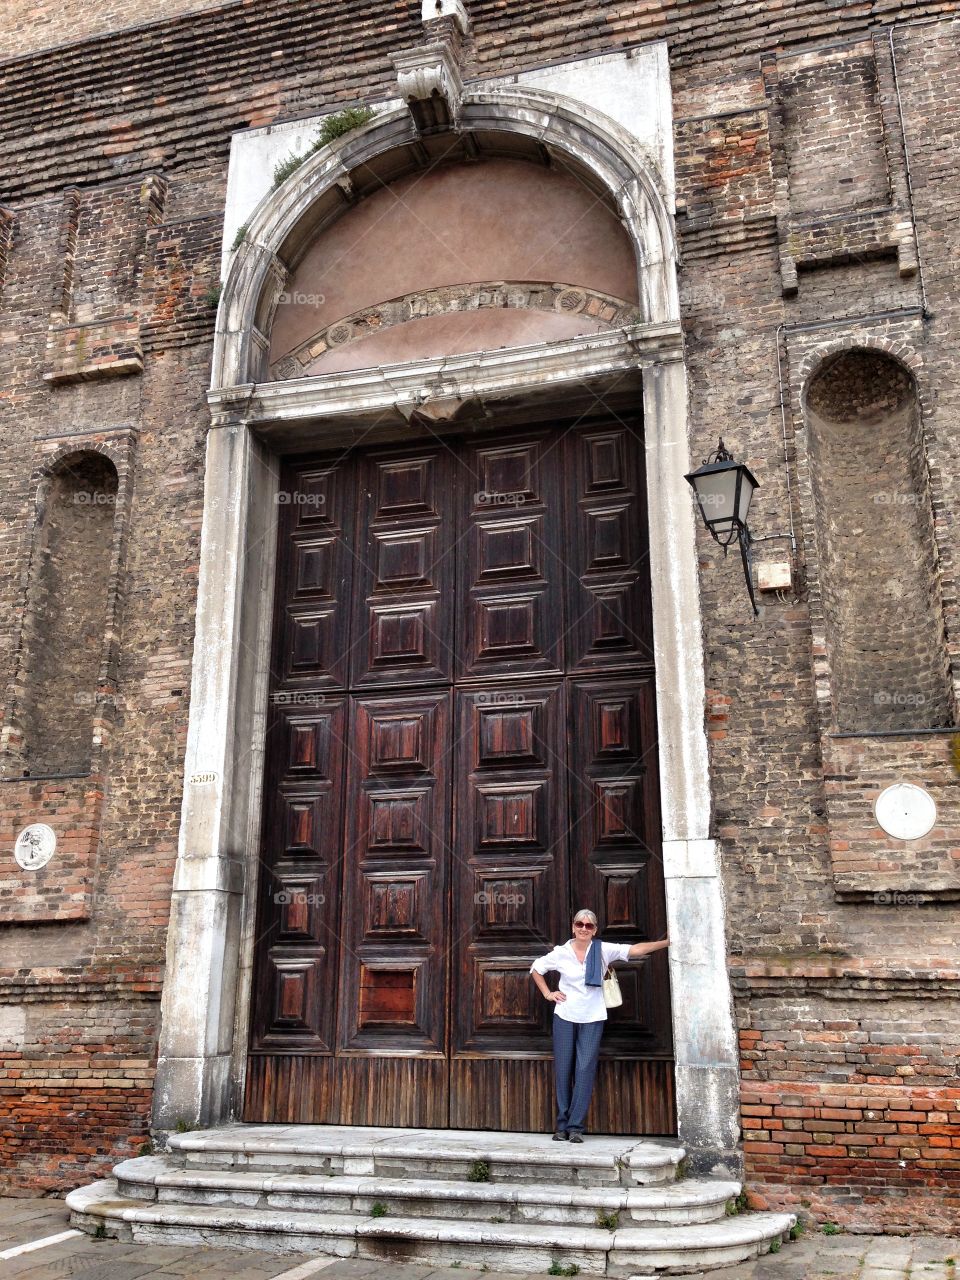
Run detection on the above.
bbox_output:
[737,469,758,525]
[700,464,739,536]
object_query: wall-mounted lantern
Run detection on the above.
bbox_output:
[685,438,760,615]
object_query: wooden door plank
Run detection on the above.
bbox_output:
[245,1055,448,1126]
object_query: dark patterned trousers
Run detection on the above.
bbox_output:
[552,1015,605,1134]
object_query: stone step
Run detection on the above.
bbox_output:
[68,1178,796,1277]
[114,1155,740,1227]
[167,1124,685,1187]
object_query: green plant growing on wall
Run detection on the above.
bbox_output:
[314,105,377,148]
[203,282,222,309]
[271,107,377,192]
[231,222,249,251]
[272,152,306,189]
[467,1159,490,1183]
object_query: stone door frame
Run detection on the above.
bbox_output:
[152,84,743,1175]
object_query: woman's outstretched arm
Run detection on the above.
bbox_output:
[626,937,670,959]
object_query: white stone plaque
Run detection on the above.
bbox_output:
[875,784,937,842]
[14,823,57,871]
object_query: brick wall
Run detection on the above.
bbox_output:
[674,13,960,1228]
[0,0,228,60]
[0,984,159,1193]
[824,733,960,898]
[780,54,890,215]
[735,967,960,1231]
[0,161,208,1186]
[0,779,104,922]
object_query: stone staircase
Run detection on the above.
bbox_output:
[67,1125,795,1276]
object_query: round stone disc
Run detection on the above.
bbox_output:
[874,783,937,842]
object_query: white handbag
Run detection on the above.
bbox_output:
[602,966,623,1009]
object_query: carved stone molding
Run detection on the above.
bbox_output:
[211,324,683,437]
[392,39,464,132]
[270,280,642,380]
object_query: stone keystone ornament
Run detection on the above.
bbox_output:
[14,823,57,871]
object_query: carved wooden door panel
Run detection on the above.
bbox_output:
[244,420,674,1134]
[335,689,452,1124]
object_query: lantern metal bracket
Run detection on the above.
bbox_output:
[735,523,758,616]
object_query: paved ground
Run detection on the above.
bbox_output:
[1,1197,958,1279]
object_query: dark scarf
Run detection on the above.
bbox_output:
[584,936,604,987]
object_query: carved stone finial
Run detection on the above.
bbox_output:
[421,0,470,33]
[392,39,465,133]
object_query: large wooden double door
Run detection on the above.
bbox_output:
[244,418,674,1133]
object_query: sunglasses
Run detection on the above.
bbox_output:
[573,920,596,930]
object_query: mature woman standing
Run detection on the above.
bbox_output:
[530,909,669,1142]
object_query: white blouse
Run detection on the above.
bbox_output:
[530,939,633,1023]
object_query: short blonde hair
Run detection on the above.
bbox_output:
[572,908,598,926]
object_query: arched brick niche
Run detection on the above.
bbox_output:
[14,451,119,775]
[804,348,953,732]
[0,435,134,924]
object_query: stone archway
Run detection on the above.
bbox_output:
[153,69,742,1176]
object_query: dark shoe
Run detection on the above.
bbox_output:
[568,1132,584,1143]
[552,1130,569,1141]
